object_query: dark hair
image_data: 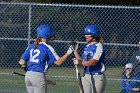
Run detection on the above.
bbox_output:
[96,36,104,44]
[122,68,134,78]
[34,37,41,49]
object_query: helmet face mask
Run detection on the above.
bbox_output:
[37,24,55,39]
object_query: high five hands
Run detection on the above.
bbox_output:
[67,40,79,55]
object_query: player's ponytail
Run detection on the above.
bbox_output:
[34,36,41,49]
[97,36,104,44]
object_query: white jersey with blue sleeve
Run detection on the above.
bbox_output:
[82,42,106,74]
[21,42,60,72]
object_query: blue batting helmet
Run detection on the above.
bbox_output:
[84,25,100,38]
[37,24,54,39]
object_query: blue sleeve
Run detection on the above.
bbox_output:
[133,75,140,88]
[21,46,30,62]
[121,74,126,90]
[46,47,59,66]
[138,74,140,88]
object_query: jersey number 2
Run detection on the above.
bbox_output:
[30,49,40,63]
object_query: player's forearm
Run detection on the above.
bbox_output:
[55,53,69,65]
[74,51,82,61]
[82,59,98,66]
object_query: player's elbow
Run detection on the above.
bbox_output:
[54,61,61,66]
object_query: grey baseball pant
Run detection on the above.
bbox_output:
[81,73,106,93]
[25,71,47,93]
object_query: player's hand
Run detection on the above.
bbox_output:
[19,59,26,67]
[73,58,82,65]
[70,40,79,51]
[67,45,74,55]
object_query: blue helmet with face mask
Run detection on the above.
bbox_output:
[37,24,55,39]
[84,25,100,38]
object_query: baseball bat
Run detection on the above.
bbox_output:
[12,71,56,85]
[71,40,84,93]
[75,65,84,93]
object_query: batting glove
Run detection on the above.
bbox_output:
[70,40,79,51]
[67,45,74,55]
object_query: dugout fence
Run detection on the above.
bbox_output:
[0,2,140,93]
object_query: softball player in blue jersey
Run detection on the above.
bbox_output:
[73,25,106,93]
[19,24,73,93]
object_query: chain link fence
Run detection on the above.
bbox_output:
[0,2,140,93]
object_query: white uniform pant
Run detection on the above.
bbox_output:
[81,73,106,93]
[25,71,47,93]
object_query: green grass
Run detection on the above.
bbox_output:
[0,67,124,93]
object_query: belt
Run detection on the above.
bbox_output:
[86,72,103,75]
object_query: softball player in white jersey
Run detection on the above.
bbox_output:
[73,24,106,93]
[19,23,73,93]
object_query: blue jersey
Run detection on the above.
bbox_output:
[82,42,106,74]
[121,73,140,93]
[21,42,60,72]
